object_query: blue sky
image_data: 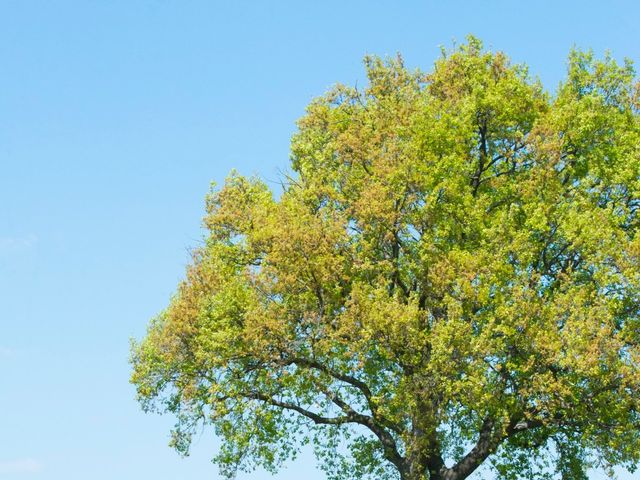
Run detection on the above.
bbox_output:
[0,1,638,479]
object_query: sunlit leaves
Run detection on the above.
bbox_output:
[131,37,640,480]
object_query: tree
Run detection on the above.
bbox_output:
[130,37,640,480]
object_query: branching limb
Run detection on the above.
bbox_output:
[280,355,404,435]
[441,414,543,480]
[318,385,407,471]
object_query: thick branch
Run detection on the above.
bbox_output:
[279,355,404,435]
[244,391,351,425]
[319,386,406,471]
[471,120,488,196]
[443,417,497,479]
[281,356,373,400]
[442,415,541,480]
[246,387,406,472]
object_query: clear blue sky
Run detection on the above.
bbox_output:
[0,1,638,479]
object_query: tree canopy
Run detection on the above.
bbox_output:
[130,37,640,480]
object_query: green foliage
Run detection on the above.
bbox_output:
[130,36,640,480]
